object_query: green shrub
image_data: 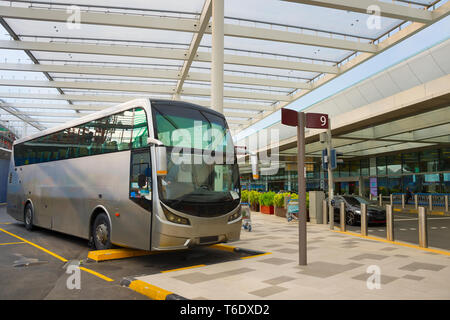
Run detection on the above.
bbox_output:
[241,190,249,203]
[290,193,298,200]
[259,191,276,207]
[249,191,260,205]
[273,193,284,208]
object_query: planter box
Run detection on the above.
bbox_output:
[250,203,259,212]
[274,207,286,217]
[260,205,274,215]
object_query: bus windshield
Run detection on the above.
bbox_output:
[152,102,240,217]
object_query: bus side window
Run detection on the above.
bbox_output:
[129,150,152,211]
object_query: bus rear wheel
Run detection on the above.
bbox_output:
[24,204,34,231]
[92,213,112,250]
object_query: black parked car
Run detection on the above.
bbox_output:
[326,195,386,226]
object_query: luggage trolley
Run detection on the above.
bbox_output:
[240,202,252,231]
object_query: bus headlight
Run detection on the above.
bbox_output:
[228,210,241,222]
[162,206,190,225]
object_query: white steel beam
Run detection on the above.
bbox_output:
[0,79,290,102]
[0,40,336,74]
[0,6,377,53]
[0,63,312,90]
[174,0,212,98]
[0,94,274,111]
[283,0,434,23]
[211,0,224,113]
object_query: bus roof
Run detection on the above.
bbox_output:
[13,99,225,145]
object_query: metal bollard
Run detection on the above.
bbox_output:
[415,194,418,210]
[428,195,433,211]
[322,199,328,225]
[390,194,393,205]
[379,195,382,206]
[386,204,394,242]
[445,195,449,213]
[401,194,405,209]
[340,201,346,232]
[418,207,428,248]
[329,203,334,230]
[361,203,368,237]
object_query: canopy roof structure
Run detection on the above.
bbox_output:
[0,0,449,138]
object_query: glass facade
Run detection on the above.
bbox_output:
[241,146,450,194]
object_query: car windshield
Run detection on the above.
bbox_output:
[343,196,373,206]
[152,102,240,217]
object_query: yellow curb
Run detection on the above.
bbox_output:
[331,230,450,257]
[209,243,236,252]
[393,208,447,216]
[161,264,206,273]
[88,248,156,262]
[240,252,272,259]
[128,279,173,300]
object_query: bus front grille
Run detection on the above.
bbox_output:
[199,236,219,244]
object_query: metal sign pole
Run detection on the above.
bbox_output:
[327,120,334,230]
[297,112,307,266]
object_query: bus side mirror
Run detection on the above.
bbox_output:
[250,153,259,180]
[147,138,167,176]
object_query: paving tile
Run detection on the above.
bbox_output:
[352,273,399,285]
[172,267,255,284]
[399,262,447,272]
[350,253,389,261]
[394,254,409,258]
[402,274,425,281]
[249,285,288,298]
[380,247,398,251]
[257,257,295,265]
[263,276,296,285]
[297,262,363,278]
[274,248,298,254]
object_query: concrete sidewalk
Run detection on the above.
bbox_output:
[134,212,450,300]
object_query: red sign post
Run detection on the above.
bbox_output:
[281,108,329,266]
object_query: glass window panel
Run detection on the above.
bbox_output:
[349,160,360,177]
[387,154,402,175]
[419,150,439,173]
[440,148,450,171]
[377,157,386,176]
[403,152,419,174]
[361,159,369,176]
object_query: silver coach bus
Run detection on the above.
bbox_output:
[6,99,243,251]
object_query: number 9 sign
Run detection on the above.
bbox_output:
[306,113,329,129]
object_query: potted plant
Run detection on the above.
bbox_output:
[249,191,260,212]
[241,189,249,204]
[259,191,275,214]
[274,193,288,217]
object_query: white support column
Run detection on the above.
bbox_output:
[211,0,224,114]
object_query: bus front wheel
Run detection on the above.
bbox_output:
[24,204,34,231]
[92,213,112,250]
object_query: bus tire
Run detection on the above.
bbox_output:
[92,213,112,250]
[24,203,34,231]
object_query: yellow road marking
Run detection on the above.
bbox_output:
[128,279,172,300]
[88,248,157,262]
[79,267,114,282]
[0,227,114,281]
[161,264,206,273]
[209,243,236,252]
[0,227,68,262]
[0,241,25,246]
[331,230,450,257]
[240,252,272,259]
[0,222,12,225]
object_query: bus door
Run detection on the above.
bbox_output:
[119,147,153,250]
